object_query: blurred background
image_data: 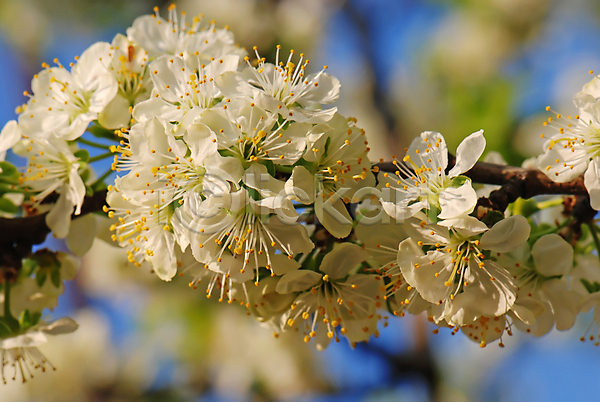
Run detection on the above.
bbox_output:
[1,0,600,400]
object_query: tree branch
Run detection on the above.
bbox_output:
[375,155,587,204]
[0,190,108,274]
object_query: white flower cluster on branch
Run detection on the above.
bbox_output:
[1,4,600,382]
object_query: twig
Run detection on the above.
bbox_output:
[375,155,587,209]
[0,190,108,274]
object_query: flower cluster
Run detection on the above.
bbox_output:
[2,4,600,384]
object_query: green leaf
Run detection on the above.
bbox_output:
[51,269,61,288]
[480,210,504,227]
[427,204,439,224]
[87,122,118,140]
[36,271,47,288]
[0,161,20,184]
[21,258,38,277]
[0,319,12,337]
[18,310,31,329]
[245,185,261,201]
[30,312,42,327]
[74,149,90,162]
[322,136,332,158]
[262,160,276,177]
[294,158,318,174]
[581,279,600,293]
[513,198,540,218]
[450,175,468,187]
[0,196,18,213]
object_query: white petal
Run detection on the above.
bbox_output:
[184,123,217,162]
[584,158,600,210]
[276,270,322,293]
[541,280,579,331]
[0,120,21,158]
[39,317,79,335]
[56,252,80,281]
[0,331,47,349]
[285,166,315,204]
[438,181,478,220]
[315,197,353,239]
[479,215,530,253]
[406,131,447,174]
[263,216,314,256]
[538,144,589,183]
[269,254,301,276]
[66,214,97,256]
[438,215,489,236]
[531,234,573,277]
[215,71,254,98]
[149,231,178,281]
[98,94,132,129]
[511,297,543,325]
[46,190,75,238]
[398,239,450,305]
[448,129,486,177]
[319,243,369,279]
[380,199,426,221]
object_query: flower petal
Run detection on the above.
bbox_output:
[531,234,573,277]
[320,243,369,279]
[438,181,478,220]
[66,214,97,256]
[584,158,600,210]
[479,215,530,253]
[448,129,486,178]
[276,270,322,294]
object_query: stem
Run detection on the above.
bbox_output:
[88,152,114,163]
[276,165,293,174]
[76,137,112,150]
[92,168,114,188]
[536,198,565,209]
[587,223,600,263]
[529,217,573,244]
[3,282,19,331]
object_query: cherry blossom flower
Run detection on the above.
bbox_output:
[14,137,86,238]
[276,243,383,349]
[18,43,117,140]
[398,215,529,326]
[0,318,78,384]
[217,45,340,123]
[380,130,485,222]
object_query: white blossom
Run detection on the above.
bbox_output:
[380,130,485,222]
[398,215,529,326]
[0,318,78,384]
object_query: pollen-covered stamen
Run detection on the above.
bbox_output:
[154,4,205,37]
[111,129,136,172]
[581,318,600,346]
[386,138,449,200]
[197,210,294,280]
[192,269,249,305]
[114,51,149,102]
[541,105,600,174]
[18,140,83,208]
[1,347,56,384]
[105,202,168,266]
[315,122,370,196]
[246,46,327,107]
[291,275,377,343]
[439,236,486,297]
[219,105,294,163]
[44,72,92,115]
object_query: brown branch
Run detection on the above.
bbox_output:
[0,190,107,275]
[375,155,587,201]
